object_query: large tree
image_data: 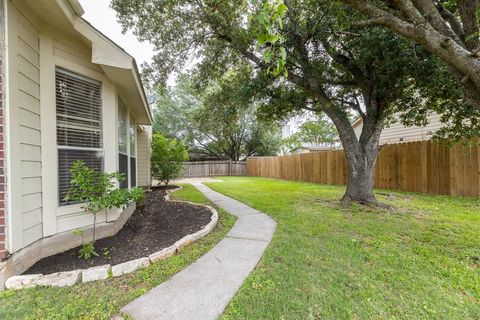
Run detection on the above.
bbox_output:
[341,0,480,111]
[112,0,477,205]
[152,75,198,148]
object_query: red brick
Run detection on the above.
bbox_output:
[0,251,7,261]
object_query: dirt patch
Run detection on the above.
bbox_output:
[25,186,212,274]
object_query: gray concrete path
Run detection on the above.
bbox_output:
[121,183,276,320]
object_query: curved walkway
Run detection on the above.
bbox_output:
[121,183,276,320]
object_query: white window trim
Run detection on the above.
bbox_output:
[41,49,118,234]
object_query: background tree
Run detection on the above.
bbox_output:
[151,133,189,187]
[296,117,337,147]
[152,66,283,160]
[152,75,198,148]
[280,116,337,154]
[191,66,282,160]
[341,0,480,111]
[112,0,478,206]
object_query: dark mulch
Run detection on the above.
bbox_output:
[25,186,212,274]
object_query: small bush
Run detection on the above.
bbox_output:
[151,132,188,186]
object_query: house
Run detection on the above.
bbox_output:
[294,143,339,154]
[352,113,444,145]
[0,0,152,287]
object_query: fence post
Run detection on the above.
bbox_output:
[229,160,232,176]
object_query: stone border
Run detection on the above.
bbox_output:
[4,186,219,290]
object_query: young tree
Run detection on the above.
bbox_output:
[66,161,144,259]
[112,0,478,206]
[151,133,189,186]
[341,0,480,111]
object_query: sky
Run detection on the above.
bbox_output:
[78,0,155,72]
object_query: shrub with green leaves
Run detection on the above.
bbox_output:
[151,132,188,187]
[66,160,144,259]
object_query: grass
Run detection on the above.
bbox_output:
[202,177,480,320]
[0,184,236,320]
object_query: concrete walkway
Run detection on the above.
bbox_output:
[121,183,276,320]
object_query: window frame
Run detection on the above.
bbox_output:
[129,113,137,188]
[55,67,105,207]
[117,100,138,189]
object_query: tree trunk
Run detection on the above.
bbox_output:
[341,147,379,207]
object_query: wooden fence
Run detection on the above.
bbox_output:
[246,140,480,198]
[182,161,246,178]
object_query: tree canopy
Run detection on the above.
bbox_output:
[112,0,479,205]
[151,67,282,161]
[342,0,480,112]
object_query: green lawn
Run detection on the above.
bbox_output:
[0,184,236,320]
[203,177,480,320]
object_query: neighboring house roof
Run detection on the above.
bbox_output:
[25,0,152,124]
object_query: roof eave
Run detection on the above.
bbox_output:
[57,0,152,124]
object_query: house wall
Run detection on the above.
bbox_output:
[39,24,120,237]
[353,113,444,145]
[4,1,144,254]
[5,1,43,252]
[137,126,151,187]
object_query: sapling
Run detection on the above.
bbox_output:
[65,160,144,260]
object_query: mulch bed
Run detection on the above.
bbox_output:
[25,186,212,274]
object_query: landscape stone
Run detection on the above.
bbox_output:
[148,246,177,263]
[34,270,82,288]
[112,257,150,277]
[174,234,196,251]
[82,264,111,282]
[5,274,42,290]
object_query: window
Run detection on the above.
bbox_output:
[118,100,128,155]
[56,68,103,205]
[118,99,128,189]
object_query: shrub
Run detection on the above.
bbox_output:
[151,132,188,186]
[66,160,144,259]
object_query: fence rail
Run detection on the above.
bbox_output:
[182,161,246,178]
[246,141,480,198]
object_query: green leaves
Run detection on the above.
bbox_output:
[151,133,188,186]
[66,160,145,258]
[253,0,289,77]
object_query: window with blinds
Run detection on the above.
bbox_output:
[56,68,104,205]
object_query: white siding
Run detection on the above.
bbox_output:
[353,113,444,145]
[7,2,43,251]
[17,11,43,247]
